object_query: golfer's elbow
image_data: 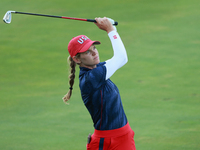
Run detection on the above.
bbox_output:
[125,55,128,64]
[122,52,128,64]
[118,54,128,67]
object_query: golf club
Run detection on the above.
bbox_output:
[3,10,118,25]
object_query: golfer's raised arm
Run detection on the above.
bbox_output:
[105,30,128,80]
[94,17,128,80]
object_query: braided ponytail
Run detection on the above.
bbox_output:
[62,56,76,103]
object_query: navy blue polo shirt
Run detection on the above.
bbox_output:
[79,62,127,130]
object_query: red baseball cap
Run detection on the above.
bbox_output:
[68,35,101,57]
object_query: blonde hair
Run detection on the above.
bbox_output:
[62,56,77,103]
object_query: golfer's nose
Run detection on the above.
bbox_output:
[92,50,97,56]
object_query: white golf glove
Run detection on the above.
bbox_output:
[107,18,117,31]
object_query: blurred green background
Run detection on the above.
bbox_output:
[0,0,200,149]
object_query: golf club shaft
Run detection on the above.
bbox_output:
[15,11,118,25]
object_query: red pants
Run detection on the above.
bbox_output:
[86,123,136,150]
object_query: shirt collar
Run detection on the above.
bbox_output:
[79,62,106,77]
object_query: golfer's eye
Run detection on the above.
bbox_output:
[85,50,90,54]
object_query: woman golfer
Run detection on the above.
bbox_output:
[63,17,136,150]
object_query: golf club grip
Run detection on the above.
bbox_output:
[87,19,118,26]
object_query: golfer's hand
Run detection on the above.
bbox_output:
[95,17,115,33]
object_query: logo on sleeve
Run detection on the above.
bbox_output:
[113,35,117,39]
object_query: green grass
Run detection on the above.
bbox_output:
[0,0,200,149]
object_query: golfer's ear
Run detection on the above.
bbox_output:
[72,56,81,64]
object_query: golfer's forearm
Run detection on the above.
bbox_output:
[105,30,128,80]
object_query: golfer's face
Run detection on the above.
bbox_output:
[79,45,100,69]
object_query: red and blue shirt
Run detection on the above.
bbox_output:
[79,62,128,130]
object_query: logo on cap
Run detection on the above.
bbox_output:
[68,35,100,57]
[77,36,89,44]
